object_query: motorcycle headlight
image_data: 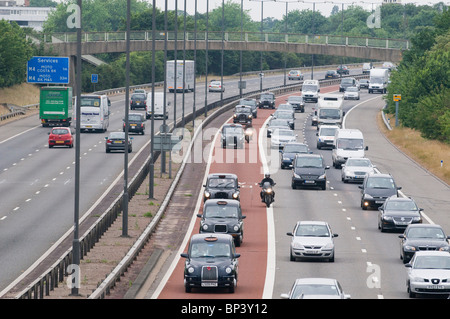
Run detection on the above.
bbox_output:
[266,188,272,193]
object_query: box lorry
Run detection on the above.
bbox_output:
[146,92,169,119]
[166,60,195,93]
[368,68,389,94]
[39,86,73,127]
[316,94,345,128]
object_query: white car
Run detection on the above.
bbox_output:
[288,70,304,80]
[281,278,351,299]
[287,221,338,262]
[405,251,450,298]
[209,80,225,92]
[341,157,376,183]
[344,86,360,100]
[270,128,297,149]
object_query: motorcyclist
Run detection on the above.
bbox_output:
[260,173,275,202]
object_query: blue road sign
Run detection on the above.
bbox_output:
[91,74,98,83]
[27,56,70,84]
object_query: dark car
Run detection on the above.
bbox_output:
[272,110,295,130]
[359,173,402,210]
[130,92,147,110]
[399,224,450,264]
[258,92,275,109]
[286,95,305,113]
[291,154,330,190]
[336,65,349,75]
[221,124,248,149]
[377,196,423,232]
[105,131,132,153]
[280,142,311,169]
[180,233,240,293]
[233,105,253,126]
[238,98,258,118]
[48,127,74,148]
[339,77,358,92]
[359,79,370,89]
[325,70,340,79]
[203,173,240,202]
[123,112,145,135]
[197,199,246,246]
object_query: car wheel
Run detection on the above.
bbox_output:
[291,182,296,189]
[185,285,192,293]
[290,251,296,261]
[407,282,416,298]
[229,279,236,293]
[329,253,335,262]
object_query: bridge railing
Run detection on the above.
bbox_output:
[41,30,409,50]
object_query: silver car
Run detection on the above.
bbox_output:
[341,157,376,183]
[343,86,360,100]
[287,221,338,262]
[281,278,350,299]
[405,251,450,298]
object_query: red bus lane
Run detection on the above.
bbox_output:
[156,85,339,299]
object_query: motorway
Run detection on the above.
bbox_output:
[1,66,449,299]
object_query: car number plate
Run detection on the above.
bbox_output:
[426,285,444,289]
[56,141,64,144]
[201,282,218,287]
[114,141,123,144]
[85,125,92,128]
[304,180,315,184]
[306,250,320,254]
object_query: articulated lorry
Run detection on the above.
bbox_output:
[39,86,73,127]
[166,60,195,93]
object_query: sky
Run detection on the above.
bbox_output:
[156,0,449,21]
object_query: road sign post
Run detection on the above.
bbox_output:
[393,94,401,127]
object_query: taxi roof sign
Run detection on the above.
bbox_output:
[204,236,218,242]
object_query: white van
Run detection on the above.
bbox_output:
[146,92,169,119]
[75,94,110,132]
[302,80,320,103]
[332,129,368,168]
[316,94,344,128]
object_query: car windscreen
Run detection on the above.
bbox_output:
[283,144,308,153]
[406,227,446,239]
[345,159,371,167]
[239,99,256,106]
[51,129,69,135]
[288,96,302,102]
[346,87,358,92]
[413,255,450,269]
[295,157,323,168]
[274,112,292,119]
[341,79,353,84]
[128,114,142,121]
[204,205,239,218]
[385,200,418,211]
[366,177,396,189]
[190,242,231,258]
[208,178,236,188]
[320,127,338,136]
[109,132,125,139]
[270,119,289,127]
[223,127,243,135]
[295,224,330,237]
[273,130,294,136]
[319,108,340,119]
[292,284,339,298]
[336,138,363,150]
[260,94,274,100]
[302,85,317,91]
[80,97,101,107]
[235,107,251,113]
[278,105,293,111]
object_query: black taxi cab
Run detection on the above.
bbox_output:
[197,199,246,246]
[203,173,240,202]
[181,233,240,293]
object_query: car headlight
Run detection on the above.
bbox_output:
[233,114,237,118]
[323,243,334,250]
[318,173,326,179]
[225,267,232,274]
[439,246,450,252]
[383,215,393,221]
[283,157,290,161]
[363,194,373,199]
[292,242,304,250]
[412,216,422,222]
[293,173,301,178]
[404,245,416,252]
[232,192,239,199]
[188,267,195,274]
[202,224,209,231]
[204,191,210,198]
[233,225,240,232]
[411,276,425,283]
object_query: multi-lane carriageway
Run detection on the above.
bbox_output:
[140,85,450,300]
[1,71,449,300]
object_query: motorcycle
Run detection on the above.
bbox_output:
[260,181,275,207]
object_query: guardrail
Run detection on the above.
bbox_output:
[39,30,409,51]
[8,73,368,299]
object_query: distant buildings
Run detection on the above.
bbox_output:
[0,0,52,31]
[383,0,402,3]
